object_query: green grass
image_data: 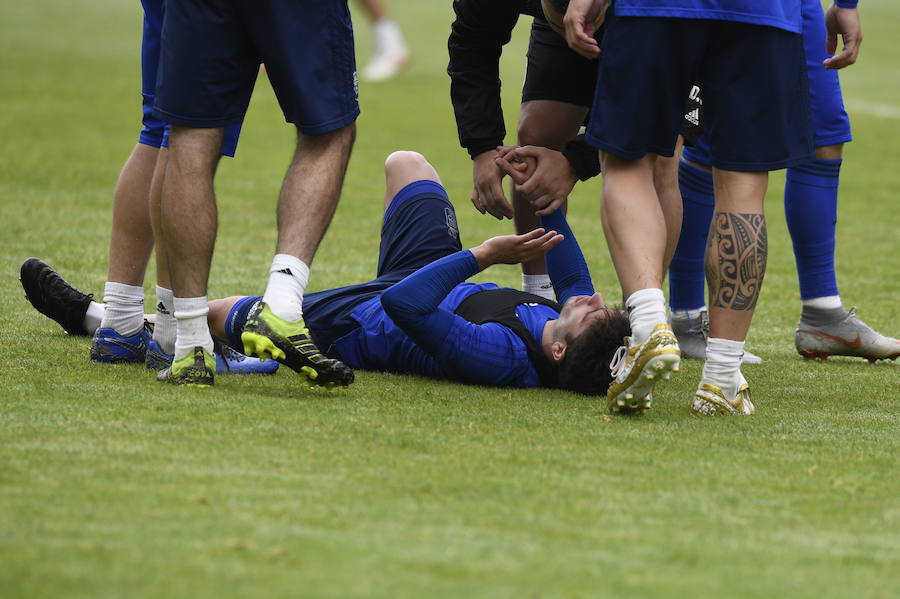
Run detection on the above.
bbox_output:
[1,1,899,597]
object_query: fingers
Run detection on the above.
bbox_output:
[482,182,514,219]
[470,188,486,215]
[826,31,838,57]
[535,197,566,217]
[824,32,861,69]
[495,155,530,186]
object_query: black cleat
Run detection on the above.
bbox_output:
[19,258,94,336]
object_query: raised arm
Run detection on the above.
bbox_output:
[380,229,562,384]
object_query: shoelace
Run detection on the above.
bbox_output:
[609,345,627,379]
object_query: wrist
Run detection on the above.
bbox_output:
[469,246,492,270]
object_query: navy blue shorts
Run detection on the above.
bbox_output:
[224,181,461,354]
[152,0,359,135]
[682,0,851,166]
[139,0,241,156]
[586,13,815,172]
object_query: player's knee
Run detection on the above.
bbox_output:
[384,150,438,182]
[815,144,843,160]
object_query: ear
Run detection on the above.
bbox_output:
[550,340,567,363]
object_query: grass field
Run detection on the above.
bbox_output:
[1,2,899,597]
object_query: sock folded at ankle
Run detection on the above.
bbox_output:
[800,303,849,327]
[100,282,145,336]
[522,274,555,301]
[626,288,667,343]
[702,337,745,398]
[262,254,309,322]
[173,296,213,359]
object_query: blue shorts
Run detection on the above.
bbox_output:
[224,181,461,354]
[152,0,359,135]
[138,0,241,156]
[586,13,814,171]
[682,0,851,166]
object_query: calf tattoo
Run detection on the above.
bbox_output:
[706,212,767,311]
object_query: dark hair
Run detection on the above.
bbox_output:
[557,308,631,396]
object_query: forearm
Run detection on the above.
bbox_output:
[380,250,481,345]
[448,0,520,157]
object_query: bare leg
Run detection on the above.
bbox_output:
[515,100,587,275]
[160,127,223,298]
[654,137,684,273]
[706,169,768,341]
[276,124,355,263]
[106,143,159,286]
[150,147,170,289]
[600,152,668,298]
[382,150,441,212]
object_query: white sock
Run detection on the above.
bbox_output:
[802,295,842,310]
[702,337,745,398]
[81,301,105,334]
[100,282,144,336]
[173,296,213,359]
[373,19,405,55]
[262,254,309,322]
[671,306,706,322]
[153,286,177,355]
[625,288,667,343]
[522,274,555,301]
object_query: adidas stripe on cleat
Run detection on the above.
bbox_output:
[607,323,681,415]
[145,337,280,375]
[241,301,353,389]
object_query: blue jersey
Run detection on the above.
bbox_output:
[334,210,594,388]
[614,0,802,33]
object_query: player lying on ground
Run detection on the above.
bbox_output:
[21,151,632,396]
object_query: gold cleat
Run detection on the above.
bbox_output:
[606,323,681,415]
[691,381,755,416]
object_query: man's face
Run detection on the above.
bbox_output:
[554,292,615,342]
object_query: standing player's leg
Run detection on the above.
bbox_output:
[237,0,358,387]
[514,100,586,298]
[514,19,593,299]
[691,21,814,416]
[787,0,899,361]
[354,0,409,82]
[89,0,167,364]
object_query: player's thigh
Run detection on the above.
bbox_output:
[801,0,852,148]
[586,15,705,160]
[377,184,462,277]
[154,0,259,128]
[520,18,593,147]
[701,23,814,172]
[242,0,359,136]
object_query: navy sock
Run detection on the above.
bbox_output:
[669,160,714,312]
[785,158,841,300]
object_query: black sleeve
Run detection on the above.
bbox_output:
[562,135,602,181]
[448,0,523,159]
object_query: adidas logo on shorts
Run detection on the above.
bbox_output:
[685,108,700,126]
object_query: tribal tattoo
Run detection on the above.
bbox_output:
[706,212,767,311]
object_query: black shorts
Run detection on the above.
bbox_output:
[153,0,359,135]
[521,18,599,108]
[586,14,815,171]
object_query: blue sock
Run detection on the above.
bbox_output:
[669,160,714,312]
[784,158,841,301]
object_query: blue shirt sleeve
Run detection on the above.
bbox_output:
[835,1,858,8]
[380,250,540,387]
[540,210,595,304]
